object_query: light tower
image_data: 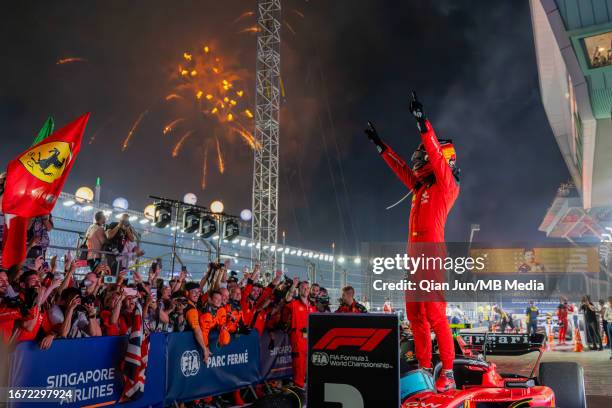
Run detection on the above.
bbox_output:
[252,0,281,269]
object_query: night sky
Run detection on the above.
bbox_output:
[0,0,569,254]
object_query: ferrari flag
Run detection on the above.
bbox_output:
[2,113,90,218]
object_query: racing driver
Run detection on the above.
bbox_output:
[365,92,460,392]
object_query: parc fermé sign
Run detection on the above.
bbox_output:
[308,313,400,408]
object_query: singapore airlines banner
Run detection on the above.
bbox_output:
[468,245,600,274]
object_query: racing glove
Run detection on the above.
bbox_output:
[364,121,386,154]
[409,91,427,133]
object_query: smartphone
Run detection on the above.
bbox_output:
[124,287,138,297]
[156,258,162,270]
[181,265,187,272]
[103,275,117,284]
[150,291,157,301]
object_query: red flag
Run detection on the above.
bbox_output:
[1,113,89,268]
[2,113,89,217]
[1,216,29,269]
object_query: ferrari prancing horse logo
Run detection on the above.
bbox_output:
[19,141,72,183]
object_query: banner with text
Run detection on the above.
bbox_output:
[165,331,260,402]
[308,313,399,408]
[259,329,293,380]
[9,333,166,408]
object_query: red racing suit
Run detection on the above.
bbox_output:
[284,297,316,388]
[380,120,459,370]
[557,303,569,342]
[240,280,274,327]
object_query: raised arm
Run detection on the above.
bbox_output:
[365,122,419,191]
[419,121,456,190]
[410,93,457,190]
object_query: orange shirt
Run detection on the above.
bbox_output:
[199,305,228,347]
[185,301,200,331]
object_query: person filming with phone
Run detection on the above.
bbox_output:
[104,213,135,274]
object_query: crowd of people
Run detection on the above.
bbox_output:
[0,209,371,404]
[474,297,611,356]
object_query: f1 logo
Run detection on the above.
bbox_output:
[312,328,391,351]
[324,383,364,408]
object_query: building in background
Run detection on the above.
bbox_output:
[530,0,612,297]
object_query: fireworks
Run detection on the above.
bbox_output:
[122,110,148,151]
[120,43,257,189]
[163,118,185,135]
[56,57,88,65]
[118,5,309,190]
[164,43,259,186]
[172,130,194,157]
[215,137,225,174]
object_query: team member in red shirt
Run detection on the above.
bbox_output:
[284,278,316,389]
[0,270,24,344]
[557,296,572,345]
[366,93,460,392]
[335,286,367,313]
[14,270,43,342]
[241,269,283,328]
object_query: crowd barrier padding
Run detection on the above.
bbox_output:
[258,329,293,381]
[8,330,292,407]
[165,331,260,402]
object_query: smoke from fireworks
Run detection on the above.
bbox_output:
[235,8,305,36]
[201,146,208,190]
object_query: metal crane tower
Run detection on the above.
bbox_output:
[252,0,281,269]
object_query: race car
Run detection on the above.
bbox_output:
[400,332,586,408]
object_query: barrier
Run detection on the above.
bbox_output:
[165,331,260,402]
[259,329,293,380]
[8,330,292,407]
[9,333,166,408]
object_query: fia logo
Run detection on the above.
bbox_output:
[311,351,330,366]
[180,350,201,377]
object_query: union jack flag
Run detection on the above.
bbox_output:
[120,303,150,402]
